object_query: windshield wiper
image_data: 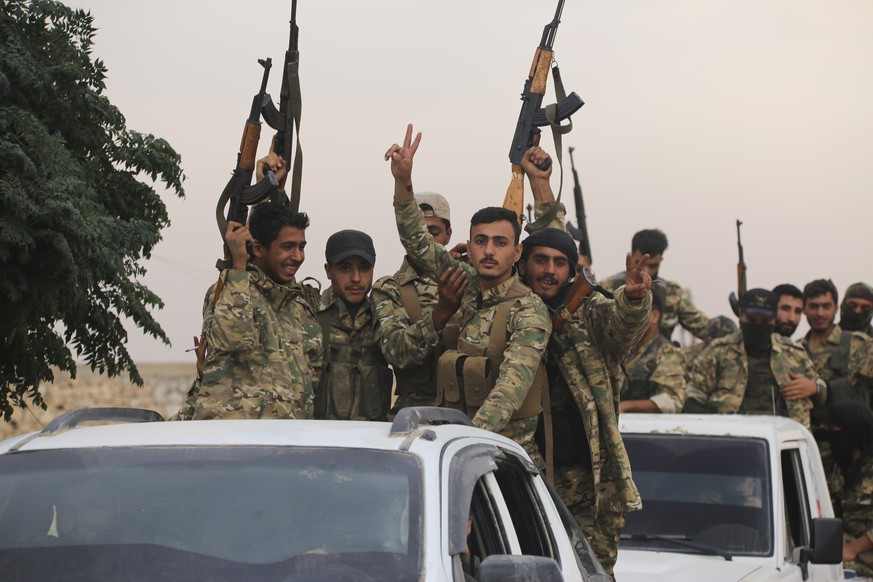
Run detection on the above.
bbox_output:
[620,533,733,561]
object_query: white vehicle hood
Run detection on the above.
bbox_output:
[615,549,777,582]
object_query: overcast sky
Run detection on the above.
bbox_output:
[69,0,873,363]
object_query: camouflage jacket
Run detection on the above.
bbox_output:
[550,287,651,512]
[532,199,649,510]
[601,273,708,340]
[622,334,687,413]
[394,197,551,452]
[371,258,444,408]
[801,325,873,406]
[316,287,393,421]
[686,331,815,428]
[188,266,322,420]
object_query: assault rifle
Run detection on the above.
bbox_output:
[564,146,591,265]
[728,219,747,316]
[503,0,584,230]
[261,0,304,212]
[551,268,613,332]
[214,58,279,269]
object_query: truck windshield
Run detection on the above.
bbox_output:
[0,446,422,581]
[621,434,772,557]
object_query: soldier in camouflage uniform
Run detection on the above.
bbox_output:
[800,279,873,497]
[316,230,393,421]
[181,202,322,420]
[385,125,551,461]
[620,284,687,414]
[686,289,818,428]
[599,229,709,341]
[519,145,652,575]
[817,401,873,577]
[772,283,804,338]
[371,193,468,414]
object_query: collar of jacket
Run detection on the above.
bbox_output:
[245,265,298,310]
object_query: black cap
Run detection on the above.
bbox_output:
[521,228,579,267]
[740,288,777,319]
[325,230,376,265]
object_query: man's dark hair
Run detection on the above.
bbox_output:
[470,207,521,244]
[631,229,668,256]
[419,203,451,231]
[803,279,838,305]
[249,202,310,247]
[772,283,802,302]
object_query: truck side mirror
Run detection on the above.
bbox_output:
[477,555,563,582]
[809,517,843,565]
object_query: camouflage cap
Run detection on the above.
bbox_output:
[705,315,738,339]
[325,229,376,265]
[844,282,873,303]
[740,288,777,319]
[415,192,450,222]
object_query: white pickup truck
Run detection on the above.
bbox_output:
[614,414,849,582]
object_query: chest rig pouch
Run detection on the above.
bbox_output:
[393,281,460,403]
[437,282,545,421]
[828,331,869,407]
[317,307,393,421]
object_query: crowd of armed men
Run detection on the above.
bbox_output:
[174,125,873,578]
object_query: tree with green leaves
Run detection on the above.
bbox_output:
[0,0,185,420]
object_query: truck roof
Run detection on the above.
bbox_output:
[619,413,812,444]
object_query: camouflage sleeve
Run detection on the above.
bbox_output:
[648,344,688,413]
[473,295,552,433]
[598,272,625,294]
[676,286,710,340]
[394,197,476,282]
[370,276,440,368]
[584,286,652,364]
[686,344,721,410]
[205,269,259,352]
[532,200,568,231]
[299,302,324,388]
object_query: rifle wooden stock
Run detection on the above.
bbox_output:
[551,268,597,332]
[503,165,525,225]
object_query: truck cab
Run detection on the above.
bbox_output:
[614,414,845,582]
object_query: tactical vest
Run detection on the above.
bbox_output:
[393,280,460,403]
[827,330,869,407]
[436,281,546,421]
[316,306,393,421]
[622,335,669,402]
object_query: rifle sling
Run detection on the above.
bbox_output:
[526,63,574,233]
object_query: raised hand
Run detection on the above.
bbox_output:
[385,123,422,183]
[625,252,653,300]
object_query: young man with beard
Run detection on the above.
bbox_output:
[519,146,652,576]
[772,283,804,338]
[385,124,551,461]
[686,288,817,428]
[370,192,469,414]
[800,279,873,414]
[316,230,394,421]
[840,282,873,338]
[184,202,323,420]
[619,284,687,414]
[599,229,709,341]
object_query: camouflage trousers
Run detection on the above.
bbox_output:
[553,462,626,576]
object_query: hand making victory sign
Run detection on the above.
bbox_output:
[625,252,653,300]
[385,123,423,201]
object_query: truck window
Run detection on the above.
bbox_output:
[622,434,773,557]
[781,448,812,559]
[469,478,509,560]
[493,457,558,562]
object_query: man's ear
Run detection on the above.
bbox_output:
[251,240,265,259]
[513,243,522,263]
[324,262,331,278]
